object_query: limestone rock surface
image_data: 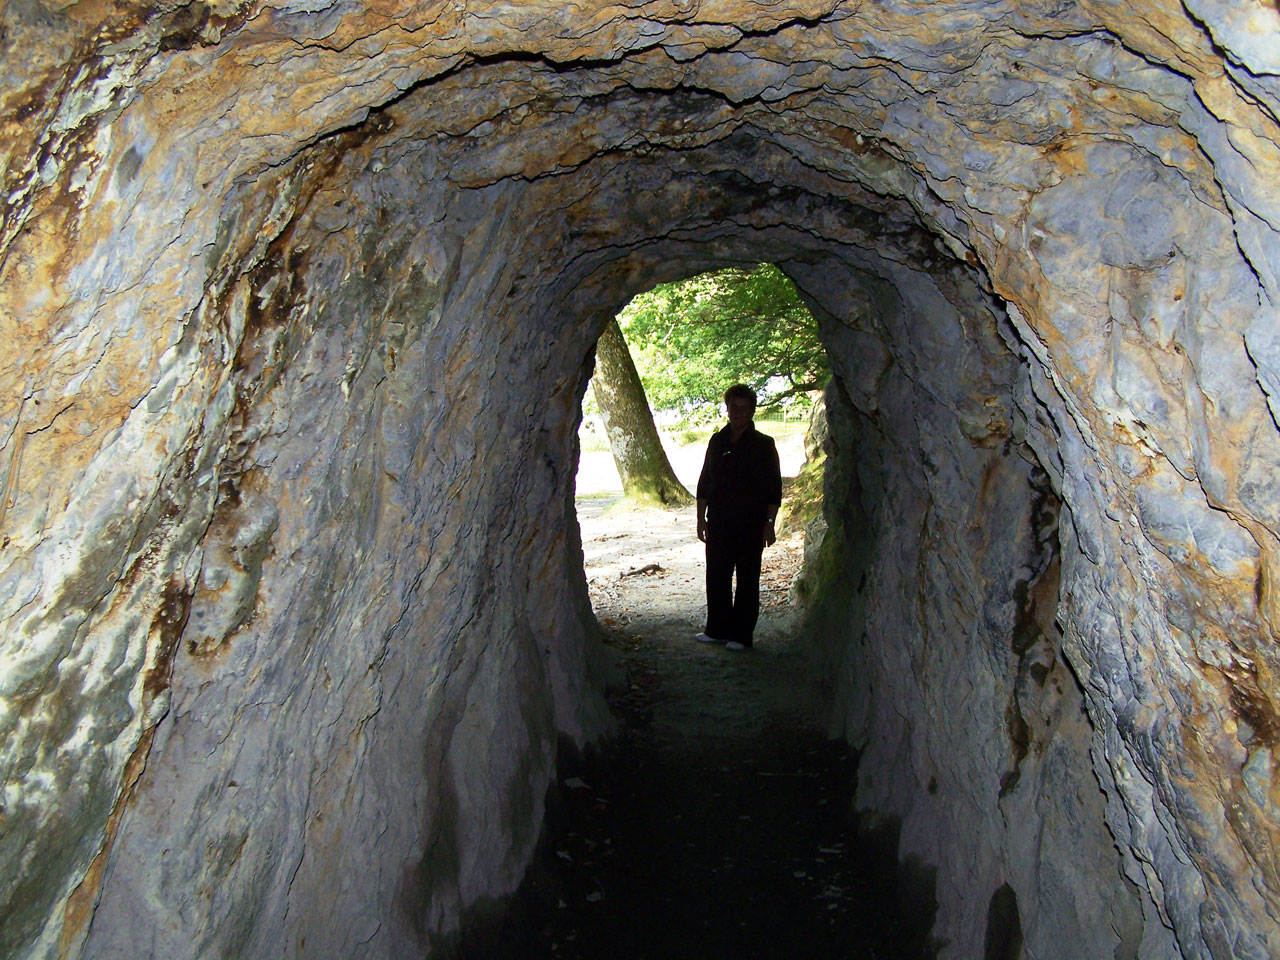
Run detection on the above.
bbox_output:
[1,1,1278,958]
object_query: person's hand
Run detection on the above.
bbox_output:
[696,516,708,543]
[763,519,777,548]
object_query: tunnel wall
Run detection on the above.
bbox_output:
[785,119,1280,954]
[2,2,1279,958]
[0,57,639,952]
[75,143,622,958]
[793,254,1161,957]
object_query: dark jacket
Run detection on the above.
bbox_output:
[696,423,783,530]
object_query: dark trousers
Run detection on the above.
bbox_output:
[704,527,764,646]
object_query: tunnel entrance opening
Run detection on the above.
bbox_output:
[570,261,833,753]
[572,260,828,662]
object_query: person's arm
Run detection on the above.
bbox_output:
[762,504,778,547]
[762,438,782,548]
[695,433,717,543]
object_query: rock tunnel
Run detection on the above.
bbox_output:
[3,1,1280,957]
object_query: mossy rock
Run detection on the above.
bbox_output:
[777,451,825,537]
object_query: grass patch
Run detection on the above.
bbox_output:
[673,426,715,446]
[579,430,612,453]
[576,489,623,501]
[754,418,809,439]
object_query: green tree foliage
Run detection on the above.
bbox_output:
[617,263,828,413]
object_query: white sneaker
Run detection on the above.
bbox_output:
[725,641,747,651]
[695,632,721,644]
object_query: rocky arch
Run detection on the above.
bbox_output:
[2,2,1278,958]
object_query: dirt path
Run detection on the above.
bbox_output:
[466,497,933,960]
[577,497,824,743]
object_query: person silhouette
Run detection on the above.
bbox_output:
[694,384,782,651]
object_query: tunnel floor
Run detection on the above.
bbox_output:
[463,501,936,959]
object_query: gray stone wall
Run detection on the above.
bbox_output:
[62,148,616,959]
[792,255,1167,957]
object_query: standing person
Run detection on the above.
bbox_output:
[695,384,783,651]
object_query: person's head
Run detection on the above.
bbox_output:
[724,384,756,428]
[724,384,757,413]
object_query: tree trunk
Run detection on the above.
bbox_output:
[591,319,692,505]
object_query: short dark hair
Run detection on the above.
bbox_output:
[724,383,757,411]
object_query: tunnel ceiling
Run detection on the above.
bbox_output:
[3,1,1280,958]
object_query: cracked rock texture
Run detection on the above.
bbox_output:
[1,1,1278,958]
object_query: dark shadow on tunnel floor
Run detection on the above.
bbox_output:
[457,613,940,960]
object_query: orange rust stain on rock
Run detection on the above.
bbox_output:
[1041,134,1090,178]
[143,576,193,701]
[58,724,156,958]
[1221,660,1280,749]
[814,120,880,156]
[186,631,234,665]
